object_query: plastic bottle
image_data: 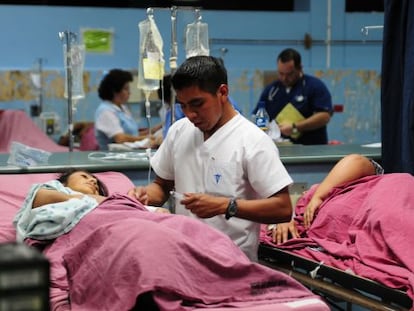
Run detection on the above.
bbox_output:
[255,101,270,133]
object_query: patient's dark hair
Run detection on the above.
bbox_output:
[57,168,108,196]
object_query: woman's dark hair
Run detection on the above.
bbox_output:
[98,69,133,101]
[57,168,108,196]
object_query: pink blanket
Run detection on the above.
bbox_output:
[0,110,68,153]
[27,194,328,311]
[0,171,136,310]
[261,173,414,303]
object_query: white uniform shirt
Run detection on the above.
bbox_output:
[150,114,292,261]
[95,102,134,138]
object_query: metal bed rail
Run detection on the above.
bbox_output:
[258,244,412,311]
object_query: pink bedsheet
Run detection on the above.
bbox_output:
[0,171,135,310]
[28,194,328,310]
[1,172,329,311]
[0,110,68,153]
[261,173,414,303]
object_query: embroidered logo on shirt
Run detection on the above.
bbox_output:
[214,173,222,184]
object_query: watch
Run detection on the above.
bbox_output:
[292,123,299,135]
[225,198,238,220]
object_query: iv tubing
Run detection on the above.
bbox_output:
[144,90,153,184]
[144,90,152,134]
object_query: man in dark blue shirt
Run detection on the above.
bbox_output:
[253,48,333,145]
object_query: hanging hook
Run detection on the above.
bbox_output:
[58,31,77,44]
[171,6,177,19]
[195,8,202,22]
[147,7,154,18]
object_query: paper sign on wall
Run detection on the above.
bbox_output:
[81,28,114,54]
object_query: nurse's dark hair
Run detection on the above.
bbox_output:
[98,68,133,101]
[277,48,302,69]
[57,168,108,196]
[171,55,227,95]
[157,74,172,104]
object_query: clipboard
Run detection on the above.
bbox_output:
[275,103,305,139]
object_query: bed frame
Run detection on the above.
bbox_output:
[258,244,412,311]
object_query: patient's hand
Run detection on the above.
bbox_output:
[272,220,299,244]
[303,197,323,228]
[87,194,107,204]
[128,186,148,205]
[155,207,170,214]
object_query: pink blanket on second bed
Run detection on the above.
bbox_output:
[27,194,327,311]
[0,110,68,153]
[261,173,414,302]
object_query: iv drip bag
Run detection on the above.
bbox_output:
[63,43,85,100]
[185,20,209,58]
[137,16,164,92]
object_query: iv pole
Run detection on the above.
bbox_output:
[145,6,201,213]
[58,31,76,152]
[169,6,178,125]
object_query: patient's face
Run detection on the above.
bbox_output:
[65,171,100,195]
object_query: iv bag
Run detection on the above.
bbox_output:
[185,21,209,58]
[63,43,85,100]
[137,16,164,92]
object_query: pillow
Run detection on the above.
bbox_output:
[94,171,135,195]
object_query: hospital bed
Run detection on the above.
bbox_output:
[0,171,330,310]
[258,245,411,310]
[0,110,98,153]
[0,110,68,153]
[259,173,414,311]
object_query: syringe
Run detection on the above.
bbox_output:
[169,190,184,200]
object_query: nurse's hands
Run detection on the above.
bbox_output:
[278,122,294,137]
[181,193,227,218]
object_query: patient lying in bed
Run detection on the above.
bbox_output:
[261,154,414,304]
[13,169,329,311]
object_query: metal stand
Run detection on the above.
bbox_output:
[31,58,44,117]
[145,6,202,213]
[58,31,77,152]
[169,6,178,125]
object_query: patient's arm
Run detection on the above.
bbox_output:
[272,154,379,242]
[303,153,378,228]
[32,188,106,209]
